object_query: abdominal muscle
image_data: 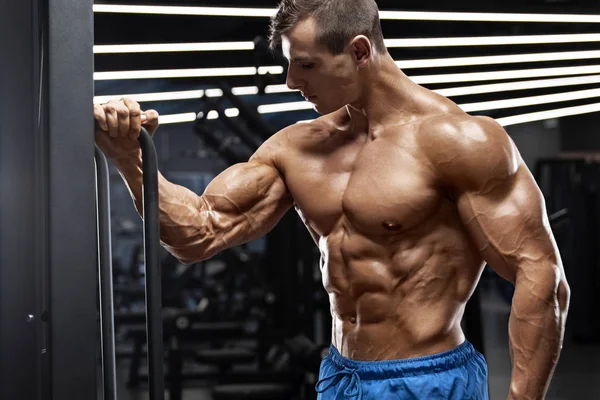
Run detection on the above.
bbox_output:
[321,226,483,361]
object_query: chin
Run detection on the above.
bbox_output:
[314,102,340,116]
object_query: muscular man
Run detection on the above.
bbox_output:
[94,0,570,398]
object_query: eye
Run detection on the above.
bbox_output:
[301,63,315,70]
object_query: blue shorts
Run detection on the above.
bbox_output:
[316,341,488,400]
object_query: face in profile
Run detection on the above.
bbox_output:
[281,18,363,115]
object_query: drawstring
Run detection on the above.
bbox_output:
[316,367,363,399]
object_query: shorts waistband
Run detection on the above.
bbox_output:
[326,340,479,380]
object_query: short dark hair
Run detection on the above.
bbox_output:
[269,0,386,55]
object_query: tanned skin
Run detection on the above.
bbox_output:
[95,17,570,400]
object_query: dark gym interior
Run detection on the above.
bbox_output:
[2,0,600,399]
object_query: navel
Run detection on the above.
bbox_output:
[382,221,403,231]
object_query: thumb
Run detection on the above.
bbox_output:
[141,110,160,135]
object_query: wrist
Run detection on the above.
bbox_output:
[112,149,142,167]
[507,380,544,400]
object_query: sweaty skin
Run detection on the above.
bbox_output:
[96,17,570,400]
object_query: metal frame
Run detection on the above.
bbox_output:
[48,0,97,398]
[0,1,45,398]
[139,127,166,400]
[96,148,117,400]
[1,0,97,398]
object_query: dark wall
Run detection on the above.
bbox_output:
[506,120,561,171]
[560,113,600,153]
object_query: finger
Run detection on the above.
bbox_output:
[104,103,119,138]
[142,109,160,135]
[142,109,159,125]
[123,97,141,140]
[116,102,130,138]
[93,104,108,131]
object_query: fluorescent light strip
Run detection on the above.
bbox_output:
[158,102,600,127]
[95,34,600,54]
[385,34,600,47]
[95,67,255,80]
[461,87,600,112]
[497,102,600,126]
[94,74,600,106]
[189,102,313,119]
[93,64,600,84]
[94,89,205,104]
[94,42,255,54]
[94,76,600,122]
[265,84,293,94]
[257,101,314,114]
[205,85,291,97]
[159,112,197,124]
[215,85,600,116]
[225,109,240,118]
[93,66,284,80]
[93,4,274,17]
[412,65,600,84]
[204,84,291,96]
[93,5,600,23]
[156,88,600,124]
[378,10,600,23]
[203,109,241,120]
[93,85,294,104]
[396,50,600,69]
[230,87,257,96]
[436,74,600,97]
[250,86,600,115]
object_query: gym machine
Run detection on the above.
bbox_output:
[96,127,165,400]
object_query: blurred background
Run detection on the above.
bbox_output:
[93,1,600,399]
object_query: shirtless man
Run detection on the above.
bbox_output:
[94,0,570,398]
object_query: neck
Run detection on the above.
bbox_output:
[346,52,423,135]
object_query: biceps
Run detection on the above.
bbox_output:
[201,161,293,244]
[457,167,556,283]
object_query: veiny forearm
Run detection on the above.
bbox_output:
[507,264,570,400]
[113,153,221,263]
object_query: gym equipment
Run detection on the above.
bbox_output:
[195,116,252,164]
[95,146,117,400]
[137,127,166,400]
[96,126,165,399]
[219,82,277,138]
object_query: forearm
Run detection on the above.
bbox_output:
[112,153,220,263]
[507,266,570,400]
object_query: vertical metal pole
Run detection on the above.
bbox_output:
[138,127,166,400]
[47,0,98,398]
[95,146,118,400]
[0,1,44,398]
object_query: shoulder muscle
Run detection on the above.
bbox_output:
[423,115,520,193]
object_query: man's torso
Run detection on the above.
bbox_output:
[273,103,487,361]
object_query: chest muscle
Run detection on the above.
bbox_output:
[287,138,442,236]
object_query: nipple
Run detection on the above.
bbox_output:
[382,221,403,231]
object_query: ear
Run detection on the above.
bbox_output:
[350,35,372,68]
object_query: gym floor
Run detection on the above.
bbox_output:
[112,279,600,400]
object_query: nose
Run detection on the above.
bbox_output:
[286,64,303,91]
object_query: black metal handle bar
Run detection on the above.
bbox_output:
[95,146,117,400]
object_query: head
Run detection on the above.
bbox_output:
[269,0,387,114]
